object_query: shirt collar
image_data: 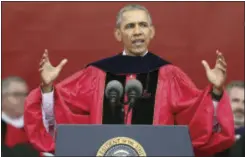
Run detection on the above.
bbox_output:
[122,50,148,56]
[2,112,24,128]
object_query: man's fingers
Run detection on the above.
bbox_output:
[216,50,225,61]
[216,50,222,56]
[216,64,227,73]
[43,49,48,58]
[216,50,227,69]
[216,58,227,68]
[39,58,50,68]
[42,49,50,62]
[202,60,211,72]
[39,67,43,72]
[39,59,46,67]
[57,59,68,70]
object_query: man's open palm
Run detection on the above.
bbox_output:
[202,50,227,89]
[39,49,68,86]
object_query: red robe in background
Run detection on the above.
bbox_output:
[24,52,235,157]
[1,117,28,147]
[2,115,40,157]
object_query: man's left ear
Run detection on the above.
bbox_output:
[150,26,155,39]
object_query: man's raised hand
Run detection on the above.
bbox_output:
[39,49,68,92]
[202,50,227,95]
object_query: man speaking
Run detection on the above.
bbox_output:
[24,4,235,157]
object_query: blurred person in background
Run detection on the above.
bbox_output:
[2,76,39,157]
[226,80,244,137]
[2,76,28,147]
[214,80,244,157]
[225,81,244,157]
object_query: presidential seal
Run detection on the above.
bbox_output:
[96,137,146,156]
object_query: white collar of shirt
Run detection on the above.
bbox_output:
[2,112,24,128]
[122,50,148,56]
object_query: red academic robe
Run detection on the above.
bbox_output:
[2,122,29,147]
[24,53,235,157]
[2,119,40,157]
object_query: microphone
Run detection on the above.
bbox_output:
[105,80,124,105]
[125,79,143,109]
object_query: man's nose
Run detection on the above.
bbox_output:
[133,25,142,36]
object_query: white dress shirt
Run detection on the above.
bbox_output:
[2,112,24,128]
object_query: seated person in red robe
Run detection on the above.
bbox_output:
[2,76,39,157]
[24,4,235,157]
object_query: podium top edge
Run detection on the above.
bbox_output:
[56,124,189,128]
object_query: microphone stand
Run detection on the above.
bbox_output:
[108,91,121,117]
[108,90,138,124]
[124,89,138,124]
[123,99,136,124]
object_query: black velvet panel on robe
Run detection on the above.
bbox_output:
[132,70,159,124]
[2,120,7,144]
[88,52,170,124]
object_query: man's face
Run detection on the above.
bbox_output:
[115,10,155,56]
[2,81,28,118]
[228,87,244,128]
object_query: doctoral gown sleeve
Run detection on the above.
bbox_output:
[24,66,104,152]
[161,65,235,157]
